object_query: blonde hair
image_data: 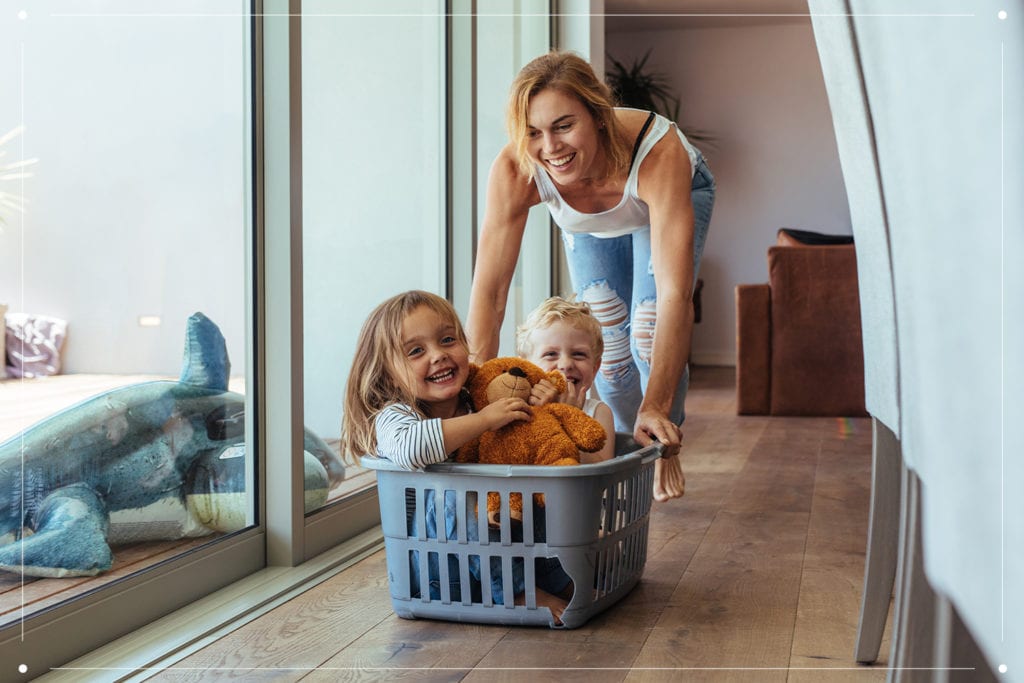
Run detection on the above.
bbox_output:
[516,296,604,360]
[507,50,631,182]
[340,290,468,464]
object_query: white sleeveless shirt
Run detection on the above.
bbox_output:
[533,109,699,239]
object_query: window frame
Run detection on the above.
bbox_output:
[1,1,580,673]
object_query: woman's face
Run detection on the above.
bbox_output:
[526,87,604,184]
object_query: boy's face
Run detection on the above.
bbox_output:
[524,320,600,394]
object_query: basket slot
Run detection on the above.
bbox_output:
[621,481,628,529]
[501,554,516,610]
[458,553,473,606]
[403,488,422,540]
[612,479,623,529]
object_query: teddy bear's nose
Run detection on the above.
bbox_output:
[509,366,527,378]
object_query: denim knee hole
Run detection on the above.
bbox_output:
[580,281,632,380]
[634,300,657,365]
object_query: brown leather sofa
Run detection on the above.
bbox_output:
[735,229,867,416]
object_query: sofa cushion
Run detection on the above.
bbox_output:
[768,245,867,416]
[735,284,772,415]
[777,228,855,247]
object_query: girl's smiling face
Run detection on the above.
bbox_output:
[526,87,604,184]
[524,320,600,394]
[400,304,469,414]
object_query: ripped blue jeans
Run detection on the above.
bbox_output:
[561,153,715,433]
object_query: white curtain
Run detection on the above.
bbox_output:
[810,0,1022,676]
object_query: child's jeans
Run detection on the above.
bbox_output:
[406,489,571,603]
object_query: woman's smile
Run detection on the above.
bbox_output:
[547,151,577,169]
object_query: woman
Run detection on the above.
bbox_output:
[466,50,715,502]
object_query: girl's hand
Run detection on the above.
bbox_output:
[528,379,560,407]
[480,397,532,430]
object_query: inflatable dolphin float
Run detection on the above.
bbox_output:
[0,312,345,577]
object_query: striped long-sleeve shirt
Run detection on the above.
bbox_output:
[373,403,450,470]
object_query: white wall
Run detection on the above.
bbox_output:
[0,1,248,376]
[607,19,851,365]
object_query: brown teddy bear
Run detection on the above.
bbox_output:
[454,357,607,523]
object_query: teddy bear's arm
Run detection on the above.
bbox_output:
[453,436,481,463]
[545,403,608,453]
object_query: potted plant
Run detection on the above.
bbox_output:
[605,49,714,147]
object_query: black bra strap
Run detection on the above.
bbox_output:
[629,111,657,169]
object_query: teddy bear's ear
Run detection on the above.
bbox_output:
[546,369,567,394]
[467,362,480,382]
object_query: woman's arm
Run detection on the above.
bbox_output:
[466,147,540,362]
[634,129,697,457]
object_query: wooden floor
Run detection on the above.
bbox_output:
[143,367,891,682]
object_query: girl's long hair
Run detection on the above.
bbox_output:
[340,290,468,463]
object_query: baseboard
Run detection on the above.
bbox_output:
[691,351,735,367]
[39,528,385,682]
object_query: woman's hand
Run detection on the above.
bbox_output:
[634,409,686,501]
[633,409,682,456]
[479,397,532,430]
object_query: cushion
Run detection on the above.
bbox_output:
[777,228,855,246]
[767,245,867,416]
[5,313,68,378]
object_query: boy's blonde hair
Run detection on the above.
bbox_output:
[515,296,604,360]
[340,290,468,464]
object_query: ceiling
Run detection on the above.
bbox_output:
[604,0,811,31]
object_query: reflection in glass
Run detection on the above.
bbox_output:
[301,1,446,506]
[0,0,251,629]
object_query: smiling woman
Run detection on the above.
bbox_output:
[466,50,716,503]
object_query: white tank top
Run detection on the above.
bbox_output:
[533,109,699,239]
[582,396,603,418]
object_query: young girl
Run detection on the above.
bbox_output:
[340,290,572,622]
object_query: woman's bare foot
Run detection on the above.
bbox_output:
[653,453,686,502]
[518,586,572,626]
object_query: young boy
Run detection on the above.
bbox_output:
[516,296,616,463]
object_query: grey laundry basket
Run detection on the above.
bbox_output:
[361,435,660,629]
